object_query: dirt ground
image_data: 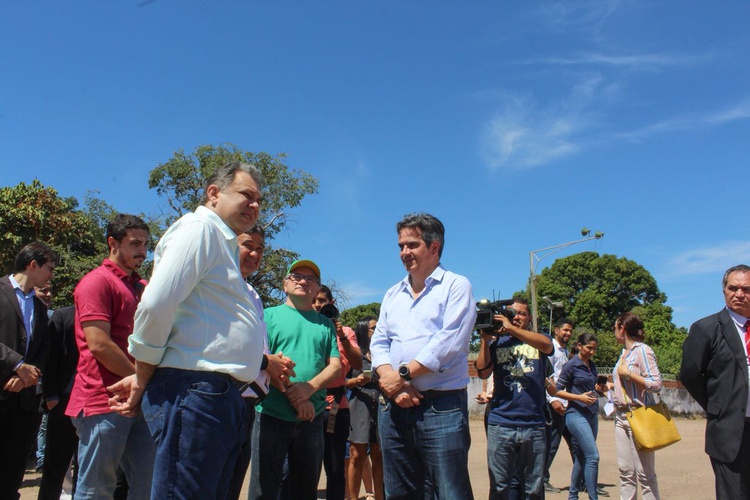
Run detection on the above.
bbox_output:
[19,417,713,499]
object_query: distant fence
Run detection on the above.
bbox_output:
[466,360,705,418]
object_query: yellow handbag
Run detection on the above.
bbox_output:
[624,392,681,451]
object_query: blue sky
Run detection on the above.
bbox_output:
[2,1,749,329]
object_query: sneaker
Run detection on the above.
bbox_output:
[544,482,561,493]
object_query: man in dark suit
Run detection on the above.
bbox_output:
[38,305,78,500]
[0,241,57,499]
[680,264,750,500]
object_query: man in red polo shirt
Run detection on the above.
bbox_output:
[65,214,155,500]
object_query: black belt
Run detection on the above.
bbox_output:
[222,374,267,404]
[421,388,465,399]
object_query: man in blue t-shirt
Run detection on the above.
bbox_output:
[475,298,553,499]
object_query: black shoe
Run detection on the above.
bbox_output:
[597,487,609,497]
[544,482,561,493]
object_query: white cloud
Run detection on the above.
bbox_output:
[522,51,713,71]
[535,0,621,33]
[326,158,371,208]
[665,241,750,278]
[617,98,750,142]
[480,75,612,170]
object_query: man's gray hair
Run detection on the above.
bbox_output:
[722,264,750,288]
[396,212,445,257]
[202,162,263,204]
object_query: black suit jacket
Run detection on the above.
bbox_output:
[680,308,750,463]
[41,305,77,403]
[0,274,51,411]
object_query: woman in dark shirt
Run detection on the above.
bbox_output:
[553,333,607,500]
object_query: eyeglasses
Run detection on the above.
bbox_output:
[286,273,320,285]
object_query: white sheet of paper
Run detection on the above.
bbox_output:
[603,390,615,416]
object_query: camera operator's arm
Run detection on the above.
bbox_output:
[475,330,495,380]
[335,320,363,371]
[495,314,553,355]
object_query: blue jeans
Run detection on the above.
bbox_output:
[37,412,49,469]
[248,411,326,500]
[71,411,155,500]
[378,389,473,500]
[487,424,546,499]
[545,406,574,483]
[565,410,599,500]
[141,368,245,500]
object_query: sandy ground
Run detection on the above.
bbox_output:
[19,417,713,499]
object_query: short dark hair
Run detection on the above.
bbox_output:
[202,162,263,204]
[15,242,58,273]
[722,264,750,289]
[318,285,333,301]
[106,214,149,242]
[396,212,445,257]
[244,224,265,239]
[512,297,529,307]
[615,312,645,342]
[555,317,574,329]
[577,332,598,346]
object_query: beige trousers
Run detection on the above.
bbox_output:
[614,412,660,500]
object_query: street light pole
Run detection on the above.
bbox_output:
[543,296,564,334]
[529,228,604,333]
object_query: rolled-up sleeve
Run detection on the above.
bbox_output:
[129,219,213,365]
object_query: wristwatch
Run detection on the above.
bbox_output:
[398,364,412,381]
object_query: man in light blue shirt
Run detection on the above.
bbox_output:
[370,212,477,500]
[109,162,268,499]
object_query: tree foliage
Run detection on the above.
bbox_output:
[534,252,665,334]
[0,181,103,308]
[522,252,685,373]
[148,144,319,306]
[340,303,381,329]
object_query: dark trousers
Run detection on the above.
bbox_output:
[711,420,750,500]
[227,397,257,500]
[323,408,350,500]
[544,405,573,483]
[0,396,41,500]
[37,396,79,500]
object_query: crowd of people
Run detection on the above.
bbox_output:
[1,162,749,500]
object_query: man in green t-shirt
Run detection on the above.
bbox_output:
[248,259,341,500]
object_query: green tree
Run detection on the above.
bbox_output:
[523,252,685,373]
[340,303,381,329]
[533,252,664,334]
[148,144,319,305]
[0,181,102,307]
[630,303,687,375]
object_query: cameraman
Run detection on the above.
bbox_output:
[475,298,553,500]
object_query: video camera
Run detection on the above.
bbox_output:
[474,298,516,331]
[319,303,340,321]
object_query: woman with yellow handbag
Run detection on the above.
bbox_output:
[610,313,663,500]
